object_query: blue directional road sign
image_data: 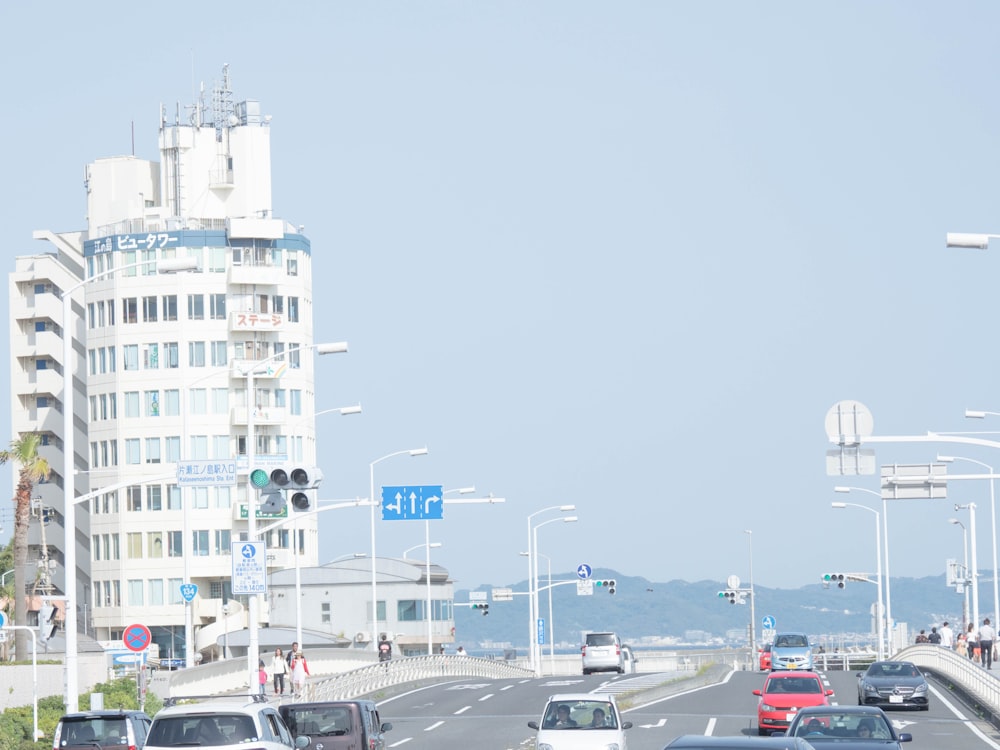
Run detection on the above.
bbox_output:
[762,615,776,630]
[381,485,444,520]
[232,541,266,594]
[577,564,593,580]
[0,612,5,628]
[180,583,198,602]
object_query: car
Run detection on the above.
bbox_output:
[782,706,912,748]
[621,645,638,674]
[856,660,929,710]
[753,670,833,735]
[53,709,152,750]
[664,736,816,749]
[528,693,632,750]
[145,696,307,750]
[277,701,391,750]
[581,631,624,675]
[770,632,814,671]
[759,643,772,671]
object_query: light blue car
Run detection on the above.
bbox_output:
[771,632,814,671]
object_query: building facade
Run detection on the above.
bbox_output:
[9,66,325,661]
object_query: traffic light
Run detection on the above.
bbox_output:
[595,579,616,594]
[717,589,740,604]
[38,602,57,641]
[471,603,489,615]
[823,573,846,589]
[249,465,323,514]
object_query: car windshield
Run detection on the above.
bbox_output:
[765,677,821,694]
[586,634,615,647]
[543,701,618,730]
[147,715,258,746]
[775,635,808,648]
[869,663,920,678]
[282,708,353,736]
[793,714,891,740]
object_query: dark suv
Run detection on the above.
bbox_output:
[278,701,392,750]
[53,710,152,750]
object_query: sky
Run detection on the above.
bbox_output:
[5,2,1000,597]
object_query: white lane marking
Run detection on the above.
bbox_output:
[447,683,489,690]
[454,706,471,715]
[501,684,515,691]
[479,693,494,702]
[639,719,667,728]
[625,670,737,712]
[704,717,717,736]
[388,739,412,747]
[928,682,1000,749]
[424,721,444,732]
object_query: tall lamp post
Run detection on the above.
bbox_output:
[532,515,577,676]
[955,502,980,631]
[240,341,348,695]
[535,551,556,672]
[60,256,197,713]
[835,486,891,656]
[943,447,1000,634]
[369,449,428,649]
[525,505,574,674]
[745,530,756,660]
[403,540,442,655]
[831,500,885,660]
[950,518,971,633]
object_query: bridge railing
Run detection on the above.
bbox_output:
[895,643,1000,717]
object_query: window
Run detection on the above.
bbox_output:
[122,297,138,323]
[126,486,142,511]
[162,295,178,321]
[187,294,205,320]
[36,396,49,408]
[288,296,299,322]
[125,439,140,465]
[164,342,179,368]
[168,579,183,605]
[87,303,96,329]
[192,530,209,556]
[144,344,159,369]
[190,389,207,415]
[146,485,162,511]
[212,435,229,459]
[143,296,158,322]
[167,485,181,510]
[88,349,96,376]
[272,295,284,314]
[189,341,206,367]
[214,486,231,509]
[167,531,183,557]
[163,389,180,415]
[165,436,180,462]
[145,438,161,463]
[211,341,227,366]
[149,579,164,606]
[289,348,301,369]
[398,600,423,621]
[108,345,116,371]
[321,602,331,624]
[124,392,139,418]
[211,388,228,414]
[127,533,143,559]
[98,348,107,373]
[208,247,226,273]
[214,529,231,554]
[290,390,302,415]
[287,257,298,276]
[210,293,226,320]
[123,345,139,371]
[145,391,160,417]
[148,531,163,558]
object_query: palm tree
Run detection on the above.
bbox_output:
[0,434,51,659]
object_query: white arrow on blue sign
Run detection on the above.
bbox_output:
[577,564,592,580]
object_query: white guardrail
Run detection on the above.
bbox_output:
[897,643,1000,717]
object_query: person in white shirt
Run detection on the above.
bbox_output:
[940,621,954,649]
[980,618,996,669]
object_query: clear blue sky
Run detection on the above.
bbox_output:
[4,2,1000,595]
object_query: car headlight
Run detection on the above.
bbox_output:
[605,744,621,750]
[912,683,928,695]
[760,703,777,712]
[538,744,554,750]
[861,681,878,695]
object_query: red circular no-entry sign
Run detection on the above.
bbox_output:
[124,623,152,652]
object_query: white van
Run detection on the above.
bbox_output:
[582,632,624,675]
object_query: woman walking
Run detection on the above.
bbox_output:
[290,651,310,698]
[272,647,288,695]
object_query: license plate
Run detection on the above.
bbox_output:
[786,712,797,721]
[889,695,903,704]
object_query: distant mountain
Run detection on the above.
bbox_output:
[451,569,972,651]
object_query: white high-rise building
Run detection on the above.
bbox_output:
[9,66,323,662]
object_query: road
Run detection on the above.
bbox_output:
[373,668,1000,750]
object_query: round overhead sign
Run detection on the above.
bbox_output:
[124,623,152,652]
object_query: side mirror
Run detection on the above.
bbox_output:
[898,733,912,743]
[825,690,834,696]
[753,689,762,696]
[527,722,539,730]
[381,723,392,732]
[622,722,633,730]
[295,737,310,749]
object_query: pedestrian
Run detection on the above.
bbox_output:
[928,627,942,645]
[981,618,996,669]
[915,630,928,644]
[286,641,299,668]
[290,651,309,697]
[378,635,392,664]
[956,630,967,656]
[258,659,267,695]
[968,623,979,660]
[456,645,466,655]
[940,621,954,649]
[272,647,288,695]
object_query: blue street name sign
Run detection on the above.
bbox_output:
[177,460,237,486]
[381,485,444,520]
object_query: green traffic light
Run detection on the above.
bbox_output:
[250,469,270,488]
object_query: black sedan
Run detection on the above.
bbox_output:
[857,660,930,710]
[782,706,912,749]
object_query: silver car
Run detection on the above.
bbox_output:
[528,693,632,750]
[581,632,624,675]
[770,632,813,671]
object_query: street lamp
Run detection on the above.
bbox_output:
[402,539,443,655]
[525,505,574,674]
[532,515,577,676]
[946,233,1000,250]
[745,530,756,660]
[239,340,348,695]
[938,454,998,636]
[369,449,428,649]
[950,518,971,633]
[403,542,441,559]
[535,551,556,672]
[60,255,197,712]
[835,486,892,656]
[831,500,885,660]
[955,502,980,631]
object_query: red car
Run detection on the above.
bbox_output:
[753,670,833,736]
[758,643,772,671]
